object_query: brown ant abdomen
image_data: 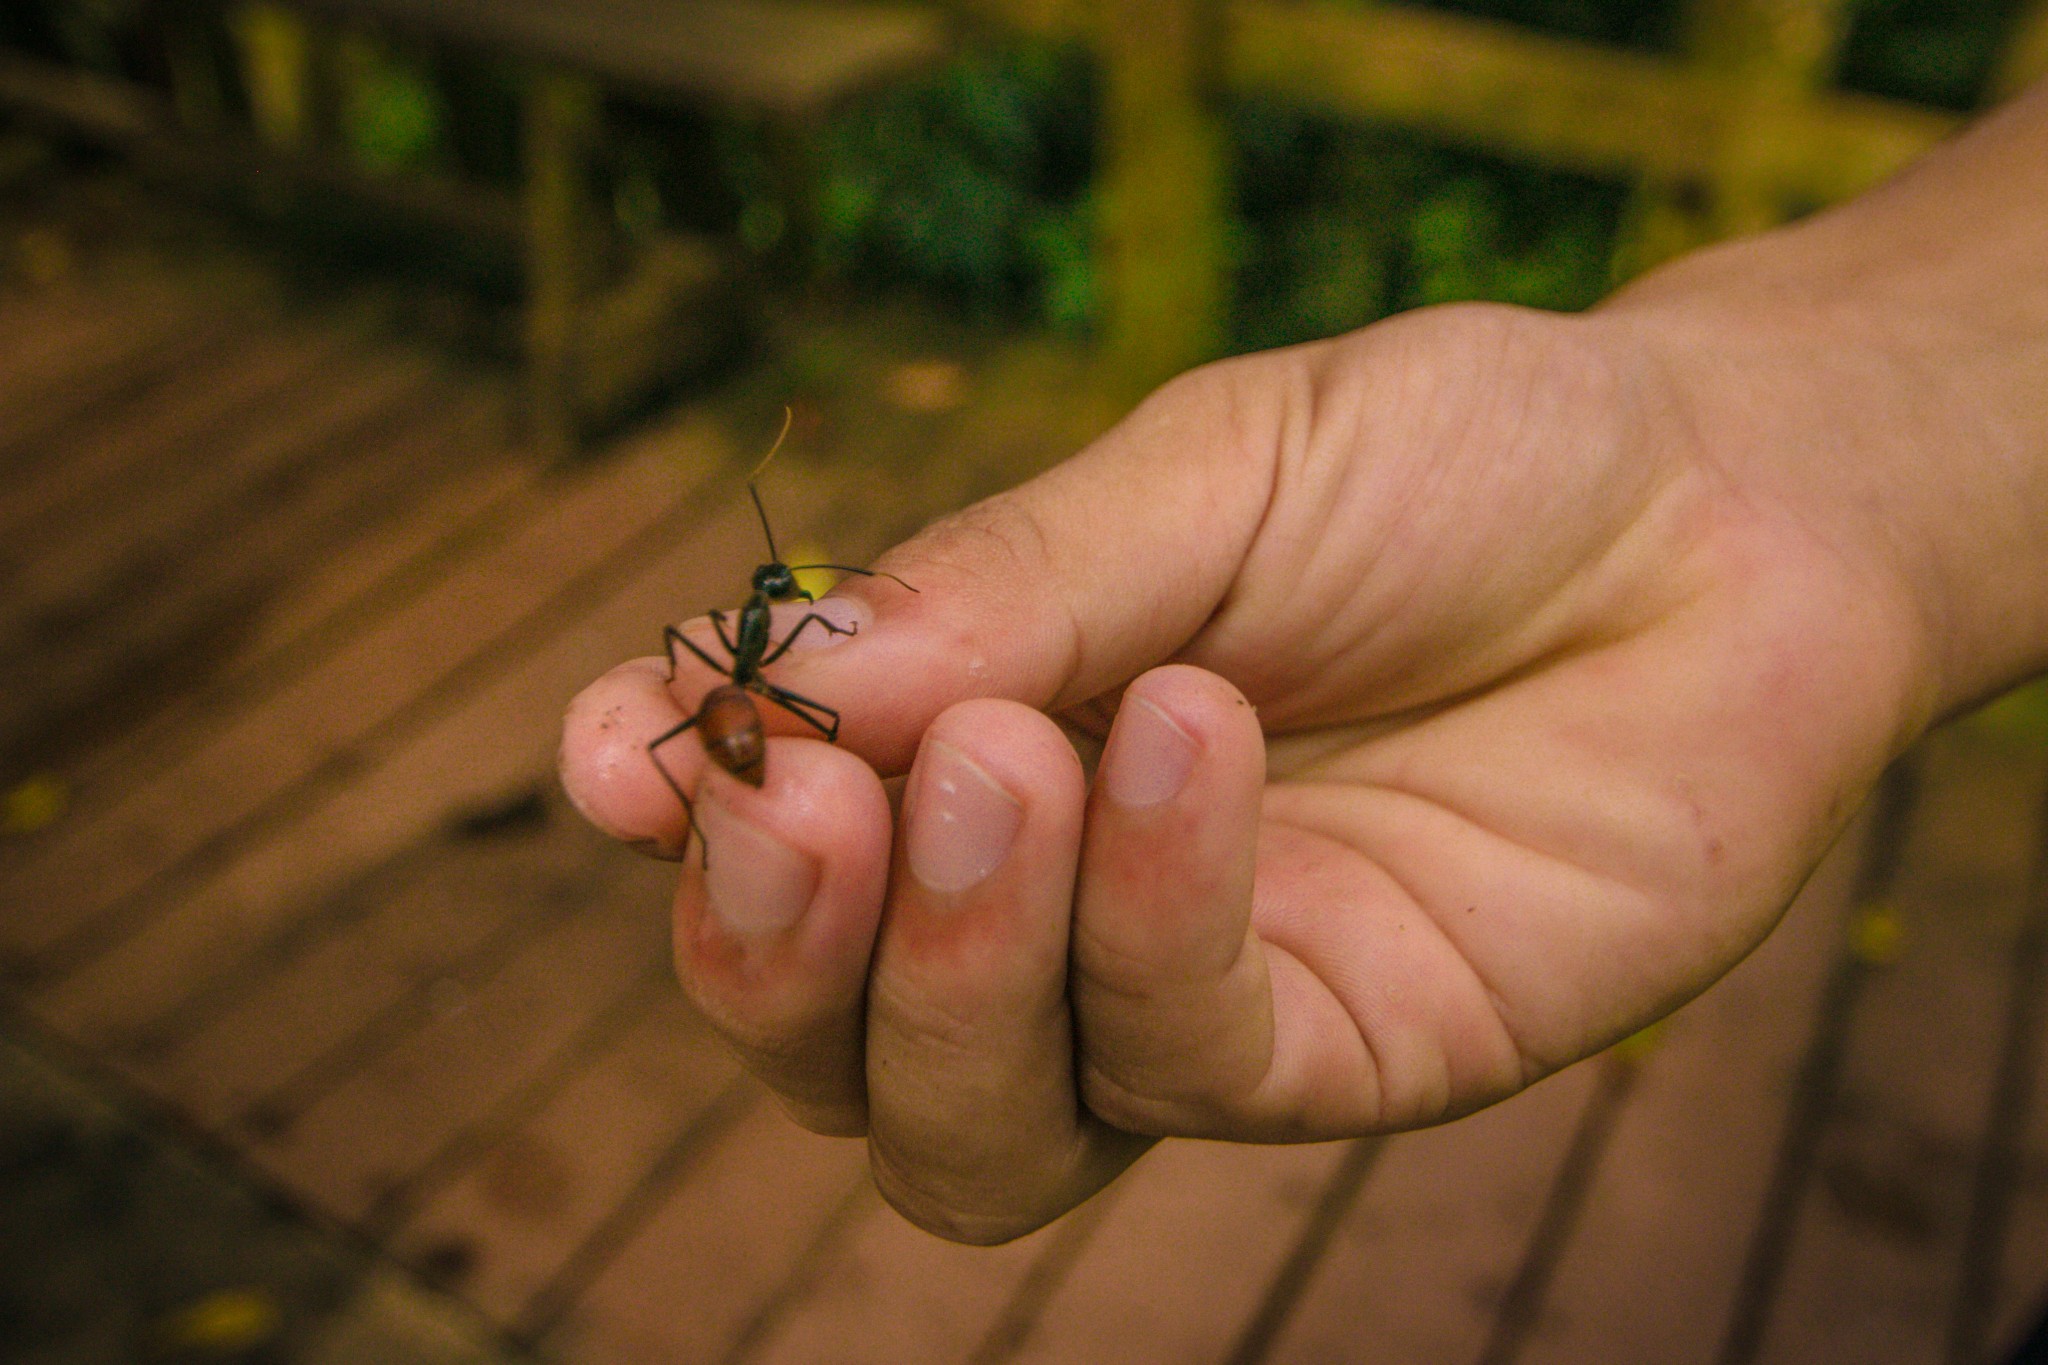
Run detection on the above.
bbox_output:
[697,684,767,786]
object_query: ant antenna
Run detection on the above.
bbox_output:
[747,407,794,565]
[785,563,922,594]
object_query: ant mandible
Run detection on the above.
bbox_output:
[647,409,915,852]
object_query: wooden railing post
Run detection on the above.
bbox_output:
[522,69,599,453]
[1993,0,2048,101]
[1095,0,1229,399]
[1612,0,1852,279]
[228,3,311,149]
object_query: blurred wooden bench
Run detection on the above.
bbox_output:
[279,0,950,447]
[0,0,950,448]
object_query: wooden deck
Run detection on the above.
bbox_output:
[3,235,2047,1365]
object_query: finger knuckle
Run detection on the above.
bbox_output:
[868,973,995,1067]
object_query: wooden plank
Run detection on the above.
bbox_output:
[1506,795,1868,1364]
[543,1100,871,1364]
[0,304,252,493]
[390,988,744,1326]
[741,1176,1127,1365]
[1757,733,2047,1362]
[992,1138,1354,1364]
[19,445,850,1042]
[0,370,492,783]
[1612,0,1855,276]
[0,417,727,977]
[204,399,523,673]
[132,793,621,1124]
[38,392,532,810]
[0,338,427,653]
[1960,757,2048,1362]
[0,275,204,423]
[0,317,342,554]
[239,868,669,1225]
[0,281,125,379]
[1253,1066,1597,1364]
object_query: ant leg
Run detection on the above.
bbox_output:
[758,611,856,667]
[661,624,730,683]
[709,610,740,656]
[751,680,841,742]
[646,714,709,861]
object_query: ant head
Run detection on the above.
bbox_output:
[753,562,806,602]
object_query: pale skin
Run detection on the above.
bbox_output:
[560,80,2048,1244]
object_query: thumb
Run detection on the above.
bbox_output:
[786,358,1288,773]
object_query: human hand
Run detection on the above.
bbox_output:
[559,272,1985,1242]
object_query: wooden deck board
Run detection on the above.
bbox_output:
[998,1138,1354,1364]
[0,319,350,565]
[1760,734,2048,1363]
[0,275,201,421]
[0,317,306,550]
[1261,1066,1598,1365]
[133,795,617,1121]
[0,419,726,976]
[390,988,745,1326]
[0,373,498,784]
[37,419,532,817]
[1511,795,1869,1364]
[210,410,525,678]
[0,339,429,636]
[548,1100,871,1364]
[242,883,668,1225]
[743,1189,1118,1365]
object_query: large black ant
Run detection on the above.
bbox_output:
[648,410,915,853]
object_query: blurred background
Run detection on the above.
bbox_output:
[2,1,2047,1362]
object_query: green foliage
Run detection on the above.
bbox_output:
[796,0,2026,353]
[812,43,1096,324]
[341,46,445,174]
[1965,679,2048,748]
[813,47,1624,353]
[1231,102,1622,351]
[1837,0,2029,110]
[1403,172,1617,311]
[13,0,2024,354]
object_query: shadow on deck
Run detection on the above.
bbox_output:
[1,207,2045,1365]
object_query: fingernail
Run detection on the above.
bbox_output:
[1102,695,1198,808]
[907,740,1022,894]
[700,787,819,935]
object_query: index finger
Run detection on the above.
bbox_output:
[755,358,1287,775]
